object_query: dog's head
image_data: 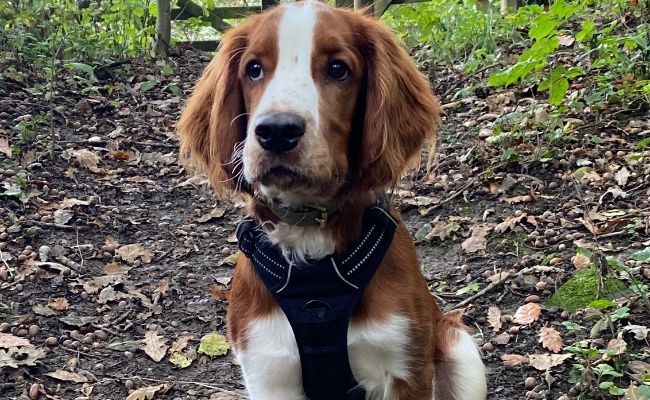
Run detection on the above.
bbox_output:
[178,1,440,208]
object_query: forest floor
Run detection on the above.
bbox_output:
[1,48,649,400]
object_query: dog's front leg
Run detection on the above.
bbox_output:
[236,312,305,400]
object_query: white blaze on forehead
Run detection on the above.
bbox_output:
[251,3,319,127]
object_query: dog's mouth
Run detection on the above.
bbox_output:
[260,166,311,188]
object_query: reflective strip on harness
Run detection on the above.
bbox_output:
[236,204,398,400]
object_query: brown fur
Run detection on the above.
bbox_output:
[177,3,474,399]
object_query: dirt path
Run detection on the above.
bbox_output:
[1,54,648,399]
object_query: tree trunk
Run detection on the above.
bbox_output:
[155,0,171,57]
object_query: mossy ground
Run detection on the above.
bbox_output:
[547,267,629,311]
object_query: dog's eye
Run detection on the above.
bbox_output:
[246,62,264,81]
[327,60,349,81]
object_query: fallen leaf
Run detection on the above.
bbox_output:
[32,304,58,316]
[53,209,74,225]
[48,297,70,311]
[628,360,650,384]
[198,332,230,357]
[558,34,575,46]
[615,167,630,187]
[58,315,98,327]
[220,252,240,266]
[152,277,170,304]
[0,136,11,158]
[602,334,627,360]
[500,194,535,204]
[83,274,122,294]
[0,333,30,349]
[45,370,88,383]
[461,224,490,253]
[209,284,231,301]
[622,325,649,341]
[513,303,542,325]
[58,197,90,209]
[140,331,169,363]
[528,353,572,370]
[487,306,502,331]
[493,332,511,345]
[196,208,226,223]
[501,353,528,367]
[494,214,526,233]
[73,149,103,173]
[0,346,45,368]
[116,243,153,263]
[126,384,168,400]
[539,327,563,353]
[571,253,591,269]
[169,352,192,368]
[169,335,193,354]
[425,219,461,241]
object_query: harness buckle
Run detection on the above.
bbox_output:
[315,211,328,228]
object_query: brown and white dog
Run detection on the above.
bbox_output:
[178,1,487,399]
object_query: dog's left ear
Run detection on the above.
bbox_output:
[355,17,440,189]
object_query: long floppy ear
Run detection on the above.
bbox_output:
[177,25,249,196]
[356,17,440,189]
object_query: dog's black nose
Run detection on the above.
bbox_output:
[254,112,306,154]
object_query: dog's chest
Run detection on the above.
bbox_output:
[237,312,412,399]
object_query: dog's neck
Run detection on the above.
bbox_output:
[248,191,376,264]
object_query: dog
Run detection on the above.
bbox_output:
[178,1,487,399]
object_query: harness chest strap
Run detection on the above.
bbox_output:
[236,205,398,400]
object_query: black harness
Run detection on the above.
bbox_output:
[236,203,398,400]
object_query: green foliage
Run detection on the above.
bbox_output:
[0,0,156,68]
[547,266,627,311]
[384,0,514,71]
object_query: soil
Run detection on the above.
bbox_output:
[0,50,648,400]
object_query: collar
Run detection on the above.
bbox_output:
[237,202,397,292]
[255,198,339,228]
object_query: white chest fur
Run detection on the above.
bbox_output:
[236,312,412,400]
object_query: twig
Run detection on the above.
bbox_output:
[26,221,81,230]
[450,271,512,310]
[423,164,504,214]
[137,377,248,398]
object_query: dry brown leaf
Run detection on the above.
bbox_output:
[154,277,170,296]
[126,384,168,400]
[625,384,646,400]
[501,353,528,367]
[513,303,542,325]
[461,224,490,253]
[493,332,512,345]
[528,353,572,370]
[558,34,575,47]
[494,214,526,234]
[59,197,90,209]
[0,333,31,349]
[602,335,627,360]
[500,194,535,204]
[615,167,630,187]
[0,346,45,368]
[571,253,591,269]
[45,370,88,383]
[116,243,153,263]
[83,274,122,294]
[169,335,193,354]
[0,136,11,158]
[47,297,70,311]
[110,150,137,162]
[73,149,103,173]
[487,306,502,331]
[196,208,226,223]
[140,331,169,362]
[209,284,231,301]
[539,327,563,353]
[103,262,130,275]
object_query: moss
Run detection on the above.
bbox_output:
[547,268,629,311]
